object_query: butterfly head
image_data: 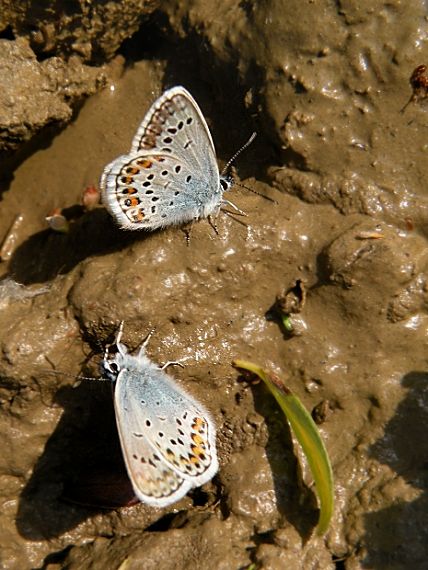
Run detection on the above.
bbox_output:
[219,175,233,194]
[101,341,128,382]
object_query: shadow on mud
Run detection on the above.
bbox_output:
[8,208,150,285]
[16,378,135,540]
[239,375,319,541]
[364,371,428,569]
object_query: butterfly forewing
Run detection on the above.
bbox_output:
[131,87,216,172]
[114,367,193,506]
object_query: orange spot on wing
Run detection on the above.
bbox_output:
[126,166,139,174]
[192,417,206,432]
[137,159,153,168]
[192,433,204,445]
[133,210,145,222]
[191,444,206,458]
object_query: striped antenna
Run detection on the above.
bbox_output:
[221,132,257,176]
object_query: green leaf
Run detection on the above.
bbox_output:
[233,359,334,535]
[281,314,294,332]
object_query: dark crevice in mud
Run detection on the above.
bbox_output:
[333,556,347,569]
[36,546,72,570]
[0,25,15,40]
[291,78,308,94]
[30,43,57,63]
[146,511,183,532]
[239,548,257,570]
[253,529,276,545]
[116,10,170,65]
[189,487,212,507]
[218,492,231,520]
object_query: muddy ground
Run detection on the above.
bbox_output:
[1,1,428,569]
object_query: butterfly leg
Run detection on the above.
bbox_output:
[221,200,247,217]
[207,215,219,235]
[181,222,193,246]
[222,210,249,228]
[161,361,185,370]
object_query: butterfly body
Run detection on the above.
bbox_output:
[102,337,218,507]
[100,86,231,230]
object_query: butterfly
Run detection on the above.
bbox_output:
[100,86,250,230]
[101,325,218,507]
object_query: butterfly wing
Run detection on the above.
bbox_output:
[115,361,218,497]
[100,86,222,230]
[100,150,220,230]
[114,367,193,507]
[131,86,216,169]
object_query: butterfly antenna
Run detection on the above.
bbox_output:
[116,321,125,345]
[142,328,155,347]
[42,369,106,382]
[221,132,257,176]
[233,181,278,204]
[103,321,126,360]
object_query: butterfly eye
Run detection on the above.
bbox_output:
[105,361,120,376]
[220,178,230,191]
[100,359,120,382]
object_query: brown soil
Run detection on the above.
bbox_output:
[1,1,428,569]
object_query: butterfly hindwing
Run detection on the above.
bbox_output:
[113,355,218,506]
[102,151,220,230]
